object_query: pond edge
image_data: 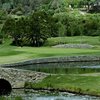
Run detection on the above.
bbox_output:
[1,55,100,67]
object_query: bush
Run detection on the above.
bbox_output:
[54,12,100,36]
[16,11,23,16]
[15,96,23,100]
[0,34,3,44]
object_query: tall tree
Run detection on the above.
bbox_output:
[29,11,50,46]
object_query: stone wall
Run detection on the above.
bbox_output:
[1,56,100,67]
[0,68,47,88]
[52,44,94,49]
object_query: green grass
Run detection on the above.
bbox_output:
[0,37,100,64]
[25,74,100,96]
[0,96,23,100]
[44,36,100,46]
[1,46,100,64]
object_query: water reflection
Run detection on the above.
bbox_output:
[24,95,100,100]
[9,89,100,100]
[9,61,100,74]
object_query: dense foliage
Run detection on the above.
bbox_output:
[0,10,7,44]
[54,11,100,36]
[2,11,58,46]
[0,0,96,14]
[1,9,100,46]
[0,0,100,46]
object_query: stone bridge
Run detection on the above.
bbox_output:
[0,68,47,89]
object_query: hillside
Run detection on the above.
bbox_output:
[0,0,95,14]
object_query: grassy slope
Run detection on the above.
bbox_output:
[44,36,100,46]
[0,36,100,64]
[25,74,100,96]
[1,46,100,64]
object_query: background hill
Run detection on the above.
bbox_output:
[0,0,89,14]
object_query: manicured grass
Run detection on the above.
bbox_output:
[44,36,100,46]
[0,36,100,64]
[25,74,100,96]
[1,46,100,64]
[0,96,23,100]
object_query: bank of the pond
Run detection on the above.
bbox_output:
[1,56,100,67]
[1,55,100,97]
[25,74,100,97]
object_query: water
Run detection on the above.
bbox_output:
[8,89,100,100]
[10,61,100,74]
[23,94,100,100]
[25,95,99,100]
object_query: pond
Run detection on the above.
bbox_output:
[3,61,100,99]
[7,89,100,100]
[11,61,100,74]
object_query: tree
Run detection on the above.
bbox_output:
[1,17,28,46]
[2,11,59,47]
[49,0,68,12]
[11,17,29,46]
[1,17,15,36]
[48,17,59,37]
[28,11,51,46]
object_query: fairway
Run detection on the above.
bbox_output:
[0,36,100,64]
[0,45,100,64]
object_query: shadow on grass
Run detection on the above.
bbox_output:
[0,50,25,57]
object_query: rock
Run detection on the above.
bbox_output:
[52,44,94,49]
[0,68,47,88]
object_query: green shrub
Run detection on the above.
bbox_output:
[15,96,23,100]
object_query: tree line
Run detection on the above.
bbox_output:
[1,10,100,46]
[53,12,100,37]
[0,0,96,14]
[1,11,58,46]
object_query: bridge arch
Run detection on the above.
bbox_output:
[0,79,12,95]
